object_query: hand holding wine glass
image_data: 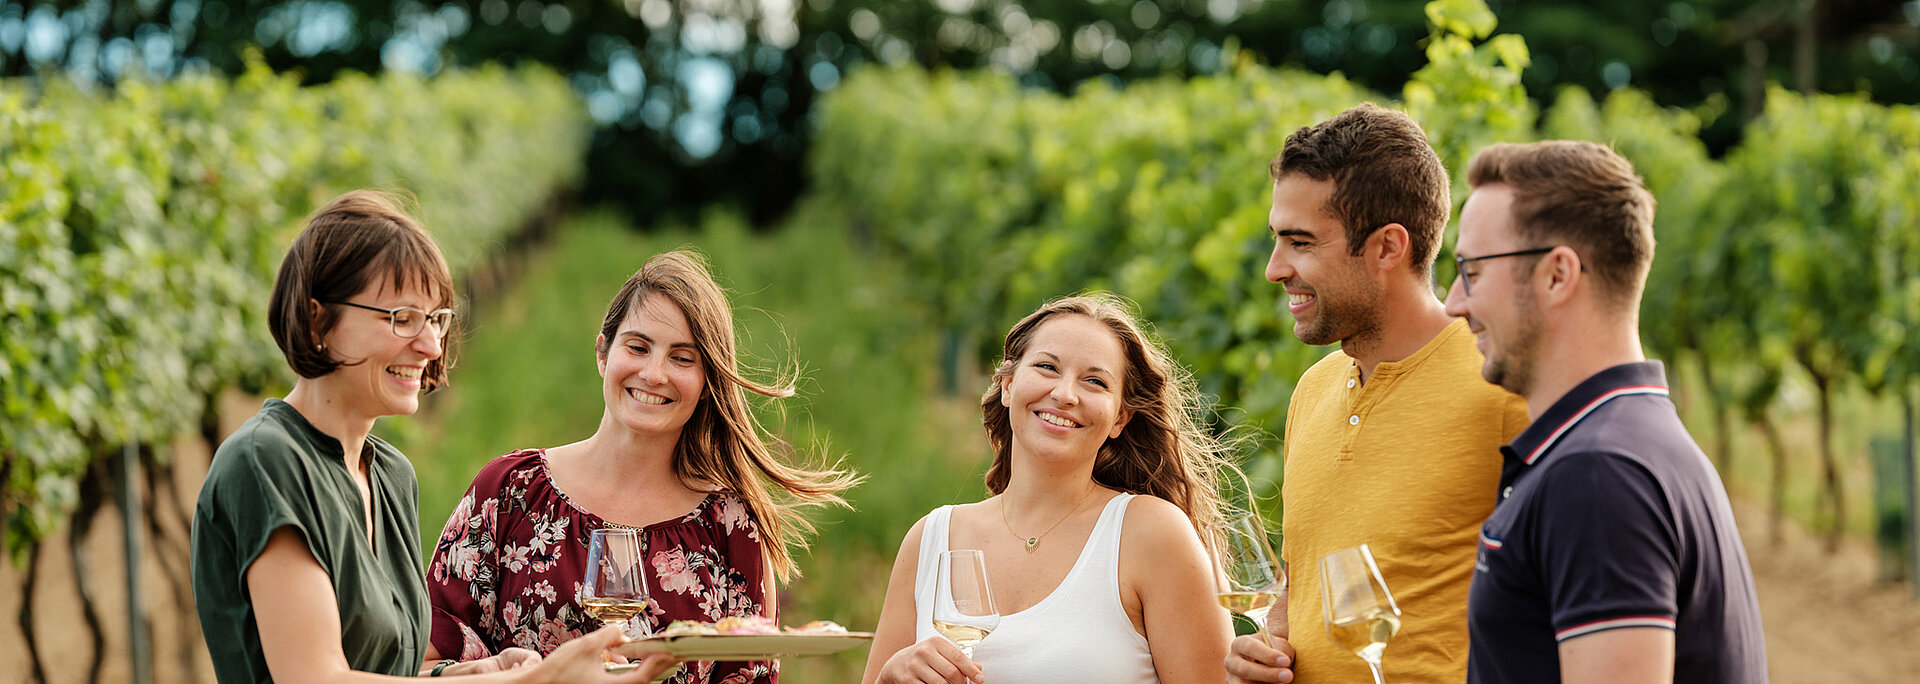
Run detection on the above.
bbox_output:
[1212,514,1286,646]
[932,549,999,658]
[583,528,659,675]
[1319,544,1401,684]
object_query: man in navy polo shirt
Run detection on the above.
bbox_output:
[1443,140,1766,684]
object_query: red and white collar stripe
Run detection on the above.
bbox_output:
[1523,385,1669,465]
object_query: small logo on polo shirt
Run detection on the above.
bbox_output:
[1476,531,1502,573]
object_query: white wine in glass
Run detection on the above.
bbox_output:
[584,527,653,674]
[1216,591,1282,620]
[933,549,1000,657]
[1327,606,1402,659]
[1319,544,1401,684]
[583,528,649,630]
[581,596,650,625]
[1212,513,1285,649]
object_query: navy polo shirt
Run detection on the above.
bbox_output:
[1466,362,1766,683]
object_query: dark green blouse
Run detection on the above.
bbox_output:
[191,399,428,683]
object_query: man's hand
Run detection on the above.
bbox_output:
[1224,588,1295,683]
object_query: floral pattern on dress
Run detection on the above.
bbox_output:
[650,543,761,622]
[427,449,777,684]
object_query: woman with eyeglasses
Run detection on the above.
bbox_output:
[190,190,678,683]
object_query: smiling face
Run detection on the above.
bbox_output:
[1264,174,1383,347]
[597,293,706,442]
[1445,183,1544,395]
[997,314,1133,468]
[318,274,446,420]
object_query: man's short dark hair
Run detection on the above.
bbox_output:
[1269,103,1451,277]
[1467,141,1656,311]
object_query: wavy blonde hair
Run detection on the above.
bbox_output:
[597,250,862,580]
[979,293,1246,537]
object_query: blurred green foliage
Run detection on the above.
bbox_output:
[0,59,588,561]
[1548,84,1920,543]
[810,0,1534,518]
[10,0,1916,227]
[809,0,1920,541]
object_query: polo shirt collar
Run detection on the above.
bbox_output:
[1501,360,1671,470]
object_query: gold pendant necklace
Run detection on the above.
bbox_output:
[1000,484,1097,553]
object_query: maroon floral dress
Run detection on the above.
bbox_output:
[427,449,777,683]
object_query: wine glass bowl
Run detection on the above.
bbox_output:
[1319,544,1401,684]
[582,528,649,632]
[1212,513,1286,626]
[932,549,999,657]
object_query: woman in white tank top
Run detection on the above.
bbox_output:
[861,295,1245,684]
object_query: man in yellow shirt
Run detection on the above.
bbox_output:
[1225,104,1529,684]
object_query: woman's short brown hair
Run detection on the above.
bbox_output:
[267,189,458,391]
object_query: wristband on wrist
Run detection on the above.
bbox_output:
[430,660,456,677]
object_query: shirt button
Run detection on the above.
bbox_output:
[1349,415,1360,426]
[1347,378,1357,388]
[1502,486,1513,499]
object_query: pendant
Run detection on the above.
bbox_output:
[1025,537,1039,552]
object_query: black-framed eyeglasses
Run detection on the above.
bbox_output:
[327,301,456,339]
[1453,247,1556,296]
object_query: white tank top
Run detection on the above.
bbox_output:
[913,493,1159,684]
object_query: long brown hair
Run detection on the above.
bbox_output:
[596,250,861,580]
[979,293,1244,537]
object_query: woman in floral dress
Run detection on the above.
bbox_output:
[425,250,862,683]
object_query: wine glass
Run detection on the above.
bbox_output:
[1319,544,1402,684]
[932,549,999,657]
[1210,513,1286,646]
[583,527,650,673]
[583,528,649,629]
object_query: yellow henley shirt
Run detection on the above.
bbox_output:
[1280,318,1528,683]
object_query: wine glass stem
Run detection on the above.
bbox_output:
[1364,658,1385,684]
[600,620,625,662]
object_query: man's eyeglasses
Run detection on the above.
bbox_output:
[327,301,456,339]
[1453,247,1556,296]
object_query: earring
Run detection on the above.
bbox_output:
[315,343,325,351]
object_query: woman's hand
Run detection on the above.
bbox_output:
[442,647,543,675]
[875,636,983,684]
[522,625,683,683]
